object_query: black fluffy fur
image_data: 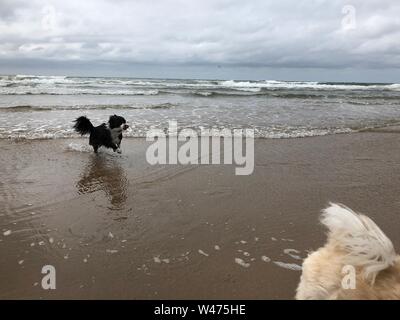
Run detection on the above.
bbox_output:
[73,115,128,153]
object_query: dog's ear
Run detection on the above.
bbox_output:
[108,115,115,126]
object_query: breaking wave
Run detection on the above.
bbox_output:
[1,75,399,97]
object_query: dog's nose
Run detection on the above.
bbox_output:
[123,124,129,130]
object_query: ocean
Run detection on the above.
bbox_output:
[1,74,400,139]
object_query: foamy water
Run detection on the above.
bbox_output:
[1,75,400,139]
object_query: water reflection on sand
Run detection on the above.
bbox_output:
[76,154,128,210]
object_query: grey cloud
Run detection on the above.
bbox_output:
[0,0,399,78]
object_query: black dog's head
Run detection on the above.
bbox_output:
[109,115,129,130]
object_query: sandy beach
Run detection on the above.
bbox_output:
[1,131,400,299]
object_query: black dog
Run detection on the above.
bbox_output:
[73,115,129,153]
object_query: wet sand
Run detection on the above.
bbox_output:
[1,132,400,299]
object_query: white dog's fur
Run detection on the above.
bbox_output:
[296,203,400,299]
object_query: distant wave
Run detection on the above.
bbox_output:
[187,90,400,100]
[219,80,400,91]
[0,89,160,96]
[0,105,53,112]
[1,76,400,97]
[0,103,175,112]
[189,90,263,97]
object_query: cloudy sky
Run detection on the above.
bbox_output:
[0,0,399,81]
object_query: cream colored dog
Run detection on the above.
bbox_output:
[296,203,400,299]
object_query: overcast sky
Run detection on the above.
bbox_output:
[0,0,399,81]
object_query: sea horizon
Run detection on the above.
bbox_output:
[0,73,398,85]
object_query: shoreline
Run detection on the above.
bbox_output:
[1,122,400,142]
[1,131,400,299]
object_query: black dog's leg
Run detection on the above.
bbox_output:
[116,133,123,153]
[93,145,99,153]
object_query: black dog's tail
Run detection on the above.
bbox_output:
[73,116,94,135]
